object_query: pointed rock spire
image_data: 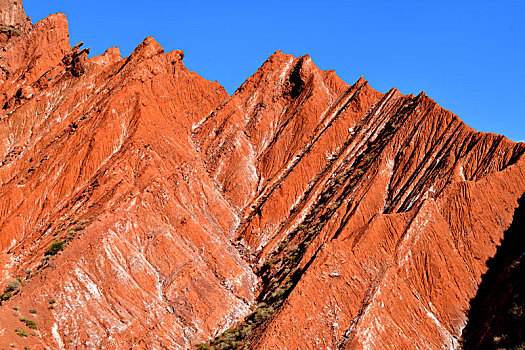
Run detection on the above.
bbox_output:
[0,0,31,30]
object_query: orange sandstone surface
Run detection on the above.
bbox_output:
[0,2,523,349]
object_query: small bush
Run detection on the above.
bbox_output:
[49,299,56,304]
[29,309,37,314]
[270,287,287,300]
[45,241,66,256]
[15,327,28,337]
[24,320,37,330]
[6,279,21,292]
[1,292,13,301]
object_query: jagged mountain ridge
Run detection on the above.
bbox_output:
[0,2,523,349]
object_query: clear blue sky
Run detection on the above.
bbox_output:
[25,1,524,142]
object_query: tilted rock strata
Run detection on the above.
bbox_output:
[195,49,525,350]
[0,3,523,349]
[0,11,254,349]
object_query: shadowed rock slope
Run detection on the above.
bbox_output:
[461,194,525,350]
[0,3,524,349]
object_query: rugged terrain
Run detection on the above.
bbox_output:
[0,1,523,349]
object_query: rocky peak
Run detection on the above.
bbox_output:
[0,2,523,350]
[0,0,31,42]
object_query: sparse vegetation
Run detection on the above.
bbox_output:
[265,259,275,269]
[15,327,28,337]
[7,279,21,292]
[0,291,12,302]
[0,278,22,303]
[25,320,37,330]
[29,309,37,314]
[199,105,408,349]
[45,241,66,256]
[198,303,275,349]
[42,218,91,264]
[19,316,37,329]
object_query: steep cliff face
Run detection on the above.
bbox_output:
[0,0,31,44]
[461,194,525,349]
[0,3,523,350]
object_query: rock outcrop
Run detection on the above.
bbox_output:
[0,0,31,44]
[0,2,523,349]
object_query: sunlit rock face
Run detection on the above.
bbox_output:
[0,0,31,44]
[0,2,523,349]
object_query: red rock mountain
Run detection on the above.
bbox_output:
[0,3,523,349]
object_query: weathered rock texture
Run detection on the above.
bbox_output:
[0,3,523,349]
[0,0,31,44]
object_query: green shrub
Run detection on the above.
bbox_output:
[271,287,287,300]
[1,292,13,301]
[24,320,37,330]
[45,241,66,256]
[29,309,37,314]
[6,279,21,292]
[49,299,56,304]
[15,327,28,337]
[266,259,275,268]
[322,192,332,201]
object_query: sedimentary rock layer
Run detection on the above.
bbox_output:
[0,3,523,349]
